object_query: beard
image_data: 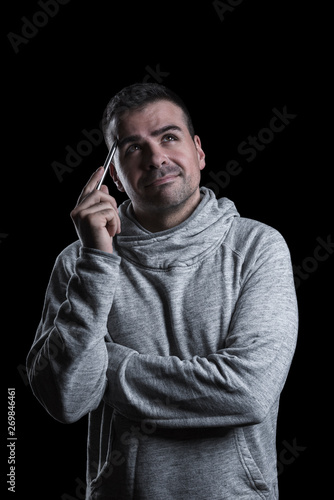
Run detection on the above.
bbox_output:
[132,170,201,216]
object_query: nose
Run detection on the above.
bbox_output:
[144,142,168,169]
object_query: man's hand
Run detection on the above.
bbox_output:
[70,167,121,254]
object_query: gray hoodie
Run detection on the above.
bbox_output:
[27,187,298,499]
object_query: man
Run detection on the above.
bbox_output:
[27,83,298,499]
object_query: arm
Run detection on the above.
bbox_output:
[26,246,122,423]
[103,232,298,428]
[27,168,123,423]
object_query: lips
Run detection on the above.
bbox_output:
[146,174,180,187]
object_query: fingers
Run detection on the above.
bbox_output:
[71,190,120,230]
[80,205,121,237]
[76,167,105,205]
[74,167,117,213]
[70,167,121,253]
[79,200,121,232]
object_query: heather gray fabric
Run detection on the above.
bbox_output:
[27,187,298,499]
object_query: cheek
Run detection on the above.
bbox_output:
[120,168,142,192]
[174,148,202,173]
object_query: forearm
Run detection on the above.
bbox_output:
[27,247,121,423]
[105,345,261,427]
[104,326,296,428]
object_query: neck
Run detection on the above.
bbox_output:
[133,189,202,233]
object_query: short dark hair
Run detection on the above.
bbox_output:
[102,83,195,147]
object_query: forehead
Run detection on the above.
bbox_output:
[114,100,187,138]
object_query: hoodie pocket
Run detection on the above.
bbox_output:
[234,427,272,499]
[89,414,274,500]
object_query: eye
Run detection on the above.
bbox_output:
[126,144,141,155]
[162,134,177,142]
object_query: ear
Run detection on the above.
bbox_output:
[109,163,126,192]
[194,135,206,170]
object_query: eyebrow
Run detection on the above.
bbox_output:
[118,125,183,149]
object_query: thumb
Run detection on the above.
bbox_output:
[99,184,109,195]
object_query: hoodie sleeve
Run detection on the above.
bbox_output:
[104,231,298,428]
[26,245,122,424]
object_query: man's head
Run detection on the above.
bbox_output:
[102,83,195,148]
[101,83,205,231]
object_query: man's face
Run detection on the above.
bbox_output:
[109,100,205,217]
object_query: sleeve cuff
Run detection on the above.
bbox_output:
[80,246,122,265]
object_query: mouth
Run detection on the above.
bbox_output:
[146,174,180,187]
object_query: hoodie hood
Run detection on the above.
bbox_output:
[114,187,239,270]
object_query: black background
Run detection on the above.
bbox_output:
[2,1,332,498]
